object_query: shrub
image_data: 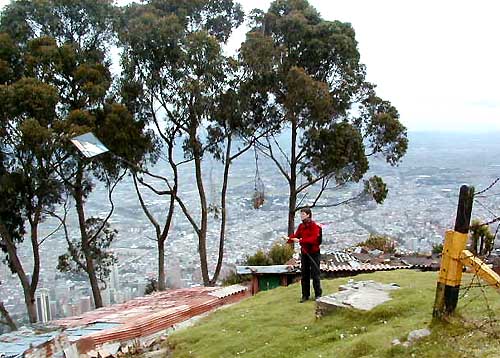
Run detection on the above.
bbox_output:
[221,271,251,286]
[470,218,496,256]
[358,234,396,253]
[144,278,158,295]
[268,242,294,264]
[246,249,272,266]
[432,243,443,254]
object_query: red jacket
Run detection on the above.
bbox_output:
[288,220,321,254]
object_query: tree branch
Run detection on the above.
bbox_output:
[88,170,127,245]
[38,218,63,246]
[230,128,274,162]
[271,135,291,167]
[136,175,173,195]
[150,97,173,144]
[256,138,290,181]
[296,146,307,164]
[133,174,161,239]
[296,177,330,211]
[175,195,201,235]
[48,201,88,272]
[306,191,364,210]
[296,173,328,193]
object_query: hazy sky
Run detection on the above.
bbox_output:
[1,0,499,133]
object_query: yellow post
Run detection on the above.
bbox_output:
[433,230,468,318]
[433,185,474,320]
[437,230,468,286]
[460,250,500,291]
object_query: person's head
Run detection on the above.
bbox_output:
[300,207,312,222]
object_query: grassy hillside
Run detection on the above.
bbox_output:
[165,270,499,358]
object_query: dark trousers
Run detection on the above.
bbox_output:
[301,252,322,298]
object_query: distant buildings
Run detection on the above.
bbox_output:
[35,288,51,323]
[3,132,500,323]
[80,296,92,314]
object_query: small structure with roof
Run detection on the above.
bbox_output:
[236,265,299,294]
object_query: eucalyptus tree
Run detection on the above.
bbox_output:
[0,32,64,323]
[240,0,408,234]
[0,0,154,308]
[118,0,269,286]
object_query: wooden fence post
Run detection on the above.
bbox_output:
[432,185,474,319]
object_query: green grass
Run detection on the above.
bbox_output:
[165,271,500,358]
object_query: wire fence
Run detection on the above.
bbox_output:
[455,178,500,338]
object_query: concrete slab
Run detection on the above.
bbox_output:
[316,280,400,318]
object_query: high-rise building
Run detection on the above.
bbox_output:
[109,264,120,291]
[101,288,111,307]
[49,301,58,319]
[35,288,52,323]
[80,296,92,313]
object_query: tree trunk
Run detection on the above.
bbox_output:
[159,190,176,290]
[288,186,297,235]
[74,164,103,308]
[194,151,210,285]
[29,219,40,308]
[158,240,166,290]
[190,130,210,286]
[0,302,17,331]
[287,118,298,235]
[23,287,38,323]
[0,224,38,323]
[85,255,103,308]
[156,141,178,291]
[210,137,232,285]
[28,220,40,323]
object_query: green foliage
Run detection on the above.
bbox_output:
[363,175,388,204]
[432,243,443,254]
[0,0,157,307]
[245,249,272,266]
[0,0,116,47]
[144,278,158,295]
[166,271,500,358]
[268,241,294,265]
[302,122,368,183]
[0,171,26,270]
[221,271,251,286]
[240,0,408,234]
[0,32,21,83]
[245,242,294,266]
[358,234,396,253]
[57,217,118,284]
[117,0,250,286]
[470,219,496,257]
[0,33,63,271]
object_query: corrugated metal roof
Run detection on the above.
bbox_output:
[236,265,297,275]
[65,323,121,342]
[321,263,409,272]
[208,284,247,298]
[0,285,249,358]
[0,329,62,358]
[322,250,358,265]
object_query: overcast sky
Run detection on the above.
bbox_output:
[1,0,499,133]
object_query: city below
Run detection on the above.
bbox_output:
[2,131,500,327]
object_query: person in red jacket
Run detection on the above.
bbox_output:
[286,207,322,302]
